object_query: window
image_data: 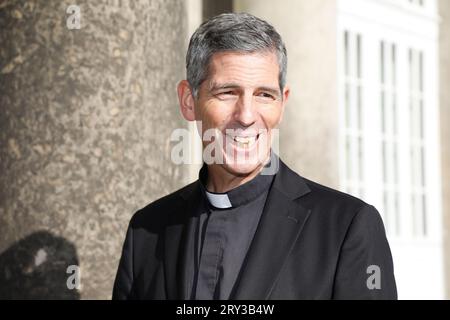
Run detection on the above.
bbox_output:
[408,0,425,7]
[408,48,427,237]
[342,31,364,199]
[380,41,401,236]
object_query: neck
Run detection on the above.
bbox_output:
[205,154,271,193]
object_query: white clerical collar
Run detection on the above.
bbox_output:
[204,191,232,209]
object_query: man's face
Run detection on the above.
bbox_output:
[192,51,289,176]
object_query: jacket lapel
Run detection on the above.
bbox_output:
[231,160,312,299]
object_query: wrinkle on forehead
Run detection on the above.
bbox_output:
[205,51,280,90]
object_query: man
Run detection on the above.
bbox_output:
[112,13,397,300]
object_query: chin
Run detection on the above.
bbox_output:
[220,130,272,176]
[222,150,268,177]
[223,162,260,177]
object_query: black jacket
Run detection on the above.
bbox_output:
[112,159,397,299]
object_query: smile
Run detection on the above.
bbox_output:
[227,133,260,149]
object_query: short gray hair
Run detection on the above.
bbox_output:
[186,13,287,98]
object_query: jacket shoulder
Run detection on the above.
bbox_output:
[298,175,380,227]
[129,180,198,230]
[303,177,367,209]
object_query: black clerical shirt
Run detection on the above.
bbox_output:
[189,164,275,300]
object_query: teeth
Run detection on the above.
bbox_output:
[232,135,257,148]
[234,136,255,143]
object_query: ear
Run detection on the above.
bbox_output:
[177,80,196,121]
[279,85,290,124]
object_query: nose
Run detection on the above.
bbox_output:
[234,94,256,127]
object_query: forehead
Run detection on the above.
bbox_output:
[206,51,279,85]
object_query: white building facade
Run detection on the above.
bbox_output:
[337,0,443,299]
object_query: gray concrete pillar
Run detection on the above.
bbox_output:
[0,0,188,299]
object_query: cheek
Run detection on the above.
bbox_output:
[198,101,233,129]
[260,105,283,128]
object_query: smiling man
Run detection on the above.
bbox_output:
[112,13,397,300]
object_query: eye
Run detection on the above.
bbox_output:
[215,90,238,99]
[257,92,275,100]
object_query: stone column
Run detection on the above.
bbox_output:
[0,0,188,299]
[233,0,339,188]
[439,0,450,300]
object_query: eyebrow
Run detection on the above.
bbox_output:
[208,82,241,91]
[208,81,281,97]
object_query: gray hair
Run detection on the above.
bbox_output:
[186,12,287,98]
